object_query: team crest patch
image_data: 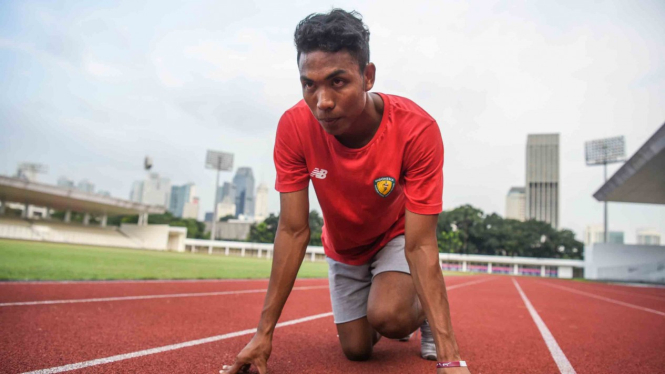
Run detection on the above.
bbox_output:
[374,177,396,198]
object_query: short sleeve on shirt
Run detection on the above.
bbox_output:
[274,112,310,192]
[403,121,444,215]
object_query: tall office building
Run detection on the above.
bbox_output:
[233,167,255,217]
[255,183,269,221]
[505,187,526,221]
[217,182,237,205]
[170,183,199,219]
[584,224,624,246]
[130,173,171,207]
[637,228,661,245]
[526,134,560,229]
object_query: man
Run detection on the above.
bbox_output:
[222,9,469,374]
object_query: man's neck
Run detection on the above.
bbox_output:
[335,92,384,149]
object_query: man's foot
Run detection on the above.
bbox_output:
[397,333,412,342]
[420,320,437,360]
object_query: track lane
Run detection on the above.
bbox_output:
[517,277,665,374]
[0,286,332,374]
[0,276,478,373]
[73,276,560,374]
[535,279,665,309]
[0,279,328,303]
[0,276,475,304]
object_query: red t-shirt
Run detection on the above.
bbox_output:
[274,93,444,265]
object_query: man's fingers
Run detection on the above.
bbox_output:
[256,359,268,374]
[220,362,244,374]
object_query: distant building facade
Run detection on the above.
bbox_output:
[57,176,75,189]
[217,182,236,206]
[505,187,526,221]
[130,173,171,207]
[255,183,269,222]
[169,183,199,219]
[584,224,624,246]
[233,167,255,217]
[215,201,236,221]
[637,229,661,245]
[77,179,95,194]
[205,219,253,241]
[526,134,560,229]
[204,212,214,222]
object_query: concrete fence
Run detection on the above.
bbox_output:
[183,239,584,279]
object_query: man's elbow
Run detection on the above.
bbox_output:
[278,224,310,243]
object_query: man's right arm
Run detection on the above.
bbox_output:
[221,188,310,374]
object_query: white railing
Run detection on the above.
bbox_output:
[184,238,326,262]
[183,238,584,279]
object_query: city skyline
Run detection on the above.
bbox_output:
[1,1,664,243]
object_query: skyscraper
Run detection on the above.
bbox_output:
[170,183,199,219]
[526,134,560,229]
[130,173,171,207]
[255,183,269,221]
[233,167,255,217]
[217,182,236,205]
[505,187,526,221]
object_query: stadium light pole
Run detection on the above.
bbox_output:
[584,136,626,243]
[205,150,234,241]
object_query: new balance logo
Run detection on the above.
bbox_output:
[310,168,328,179]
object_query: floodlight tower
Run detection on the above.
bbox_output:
[16,163,48,182]
[205,150,234,241]
[584,136,626,243]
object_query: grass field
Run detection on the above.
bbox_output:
[0,239,330,280]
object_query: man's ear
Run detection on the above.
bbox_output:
[363,62,376,92]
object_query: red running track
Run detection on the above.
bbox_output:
[0,275,663,374]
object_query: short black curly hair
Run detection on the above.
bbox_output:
[294,9,370,72]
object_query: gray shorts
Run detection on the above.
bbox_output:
[326,235,410,324]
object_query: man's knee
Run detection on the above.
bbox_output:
[367,307,414,339]
[341,341,373,361]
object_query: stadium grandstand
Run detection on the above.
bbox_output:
[0,175,187,251]
[586,122,665,283]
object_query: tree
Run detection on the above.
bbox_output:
[308,210,324,246]
[219,214,235,222]
[247,213,279,243]
[435,204,583,259]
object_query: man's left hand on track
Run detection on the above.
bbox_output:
[438,367,471,374]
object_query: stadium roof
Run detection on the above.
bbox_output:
[0,176,165,215]
[594,122,665,204]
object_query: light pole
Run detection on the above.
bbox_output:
[584,137,625,243]
[205,150,234,241]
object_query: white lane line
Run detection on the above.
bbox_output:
[446,277,494,291]
[512,278,576,374]
[538,282,665,317]
[0,285,329,307]
[0,278,277,285]
[0,277,487,307]
[557,283,665,301]
[21,312,334,374]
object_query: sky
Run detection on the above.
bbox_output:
[1,0,664,243]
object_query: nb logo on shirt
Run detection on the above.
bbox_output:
[310,168,328,179]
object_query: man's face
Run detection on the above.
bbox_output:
[298,50,374,136]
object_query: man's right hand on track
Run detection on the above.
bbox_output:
[220,334,272,374]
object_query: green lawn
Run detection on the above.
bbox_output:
[0,239,329,281]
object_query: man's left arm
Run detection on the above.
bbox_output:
[404,210,470,374]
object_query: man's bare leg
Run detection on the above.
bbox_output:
[335,271,424,361]
[335,317,381,361]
